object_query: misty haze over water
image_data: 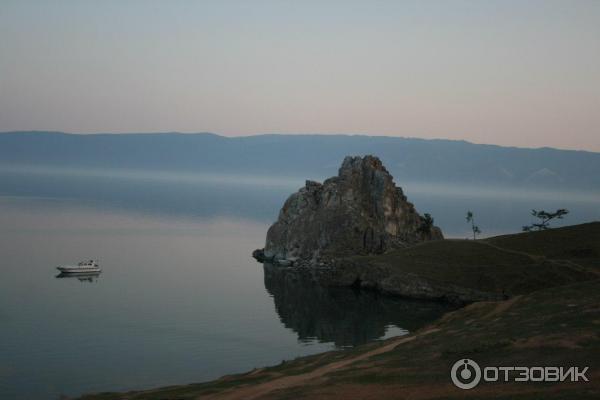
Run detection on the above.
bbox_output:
[0,164,598,399]
[2,166,598,237]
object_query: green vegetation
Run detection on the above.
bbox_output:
[417,213,434,235]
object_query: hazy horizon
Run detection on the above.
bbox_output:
[3,130,600,154]
[1,1,599,151]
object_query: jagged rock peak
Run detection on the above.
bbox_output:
[258,155,443,264]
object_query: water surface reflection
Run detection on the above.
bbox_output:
[56,272,102,282]
[263,264,455,347]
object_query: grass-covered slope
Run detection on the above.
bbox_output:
[365,240,592,294]
[331,222,600,302]
[78,223,600,400]
[486,222,600,270]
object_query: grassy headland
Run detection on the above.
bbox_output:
[79,223,600,400]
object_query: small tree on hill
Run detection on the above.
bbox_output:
[522,209,569,232]
[418,213,434,234]
[466,211,481,240]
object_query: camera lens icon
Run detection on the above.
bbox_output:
[451,359,481,389]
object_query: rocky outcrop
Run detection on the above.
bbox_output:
[256,155,442,264]
[266,260,507,305]
[313,258,508,305]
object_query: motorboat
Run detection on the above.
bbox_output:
[56,260,101,274]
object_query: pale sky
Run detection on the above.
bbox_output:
[1,0,599,151]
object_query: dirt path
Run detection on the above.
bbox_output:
[200,331,439,400]
[477,240,542,261]
[484,295,521,319]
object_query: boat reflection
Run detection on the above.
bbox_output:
[55,271,101,282]
[263,263,455,347]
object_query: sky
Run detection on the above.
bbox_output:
[1,0,599,151]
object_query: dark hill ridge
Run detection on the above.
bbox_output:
[2,131,600,190]
[485,221,600,268]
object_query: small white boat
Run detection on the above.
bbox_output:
[57,260,101,274]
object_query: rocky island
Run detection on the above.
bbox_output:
[254,155,442,265]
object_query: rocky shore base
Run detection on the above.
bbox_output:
[254,223,599,305]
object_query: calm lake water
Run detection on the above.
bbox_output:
[1,168,599,399]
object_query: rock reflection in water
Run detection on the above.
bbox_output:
[264,264,455,347]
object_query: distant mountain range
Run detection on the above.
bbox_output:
[1,131,599,191]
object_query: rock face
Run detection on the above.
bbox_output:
[260,155,443,263]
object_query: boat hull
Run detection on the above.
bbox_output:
[57,267,101,273]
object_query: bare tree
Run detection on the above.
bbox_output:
[466,211,481,240]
